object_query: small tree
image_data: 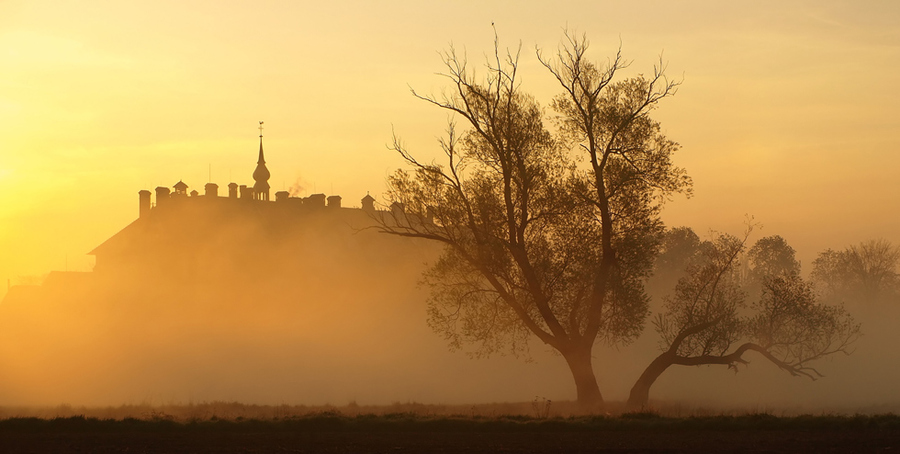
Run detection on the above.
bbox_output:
[747,235,801,283]
[812,239,900,306]
[380,31,689,407]
[627,231,860,409]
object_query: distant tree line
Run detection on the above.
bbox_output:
[652,231,900,305]
[811,239,900,307]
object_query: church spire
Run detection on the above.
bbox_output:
[252,121,271,201]
[257,121,266,165]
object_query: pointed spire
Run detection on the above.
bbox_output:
[253,121,271,200]
[257,121,266,165]
[258,137,266,164]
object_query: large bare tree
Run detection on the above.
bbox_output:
[380,31,689,406]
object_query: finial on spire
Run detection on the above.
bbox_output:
[258,121,264,138]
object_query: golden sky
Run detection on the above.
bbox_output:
[1,0,899,298]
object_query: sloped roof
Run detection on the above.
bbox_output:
[88,217,146,256]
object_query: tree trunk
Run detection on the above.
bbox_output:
[627,353,674,410]
[562,345,603,408]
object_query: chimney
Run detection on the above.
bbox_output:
[307,193,326,207]
[228,183,238,199]
[239,185,253,199]
[390,202,405,225]
[205,183,219,197]
[155,186,171,206]
[327,195,342,208]
[139,190,151,218]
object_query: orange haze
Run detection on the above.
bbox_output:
[1,1,899,410]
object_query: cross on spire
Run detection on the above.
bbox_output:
[258,120,264,138]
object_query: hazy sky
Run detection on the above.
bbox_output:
[1,0,899,298]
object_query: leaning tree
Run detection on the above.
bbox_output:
[627,230,860,409]
[379,31,689,406]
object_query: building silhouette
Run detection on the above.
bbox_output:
[0,127,433,308]
[87,132,388,282]
[0,130,450,406]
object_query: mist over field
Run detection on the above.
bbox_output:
[2,1,900,416]
[0,204,574,407]
[1,202,899,412]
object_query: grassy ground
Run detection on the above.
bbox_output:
[2,411,900,431]
[1,403,898,453]
[1,399,898,420]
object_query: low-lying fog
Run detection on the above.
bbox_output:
[1,201,899,413]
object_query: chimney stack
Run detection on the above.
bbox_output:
[327,195,342,208]
[139,190,151,218]
[155,187,171,206]
[307,194,326,207]
[239,185,253,199]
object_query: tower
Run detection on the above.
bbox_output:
[253,121,271,201]
[361,193,375,212]
[173,180,188,196]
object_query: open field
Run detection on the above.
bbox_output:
[1,403,899,453]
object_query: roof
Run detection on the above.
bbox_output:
[88,197,380,259]
[88,217,146,256]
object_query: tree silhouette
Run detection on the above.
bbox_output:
[812,239,900,306]
[647,226,703,298]
[379,31,689,407]
[746,235,801,287]
[627,230,860,409]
